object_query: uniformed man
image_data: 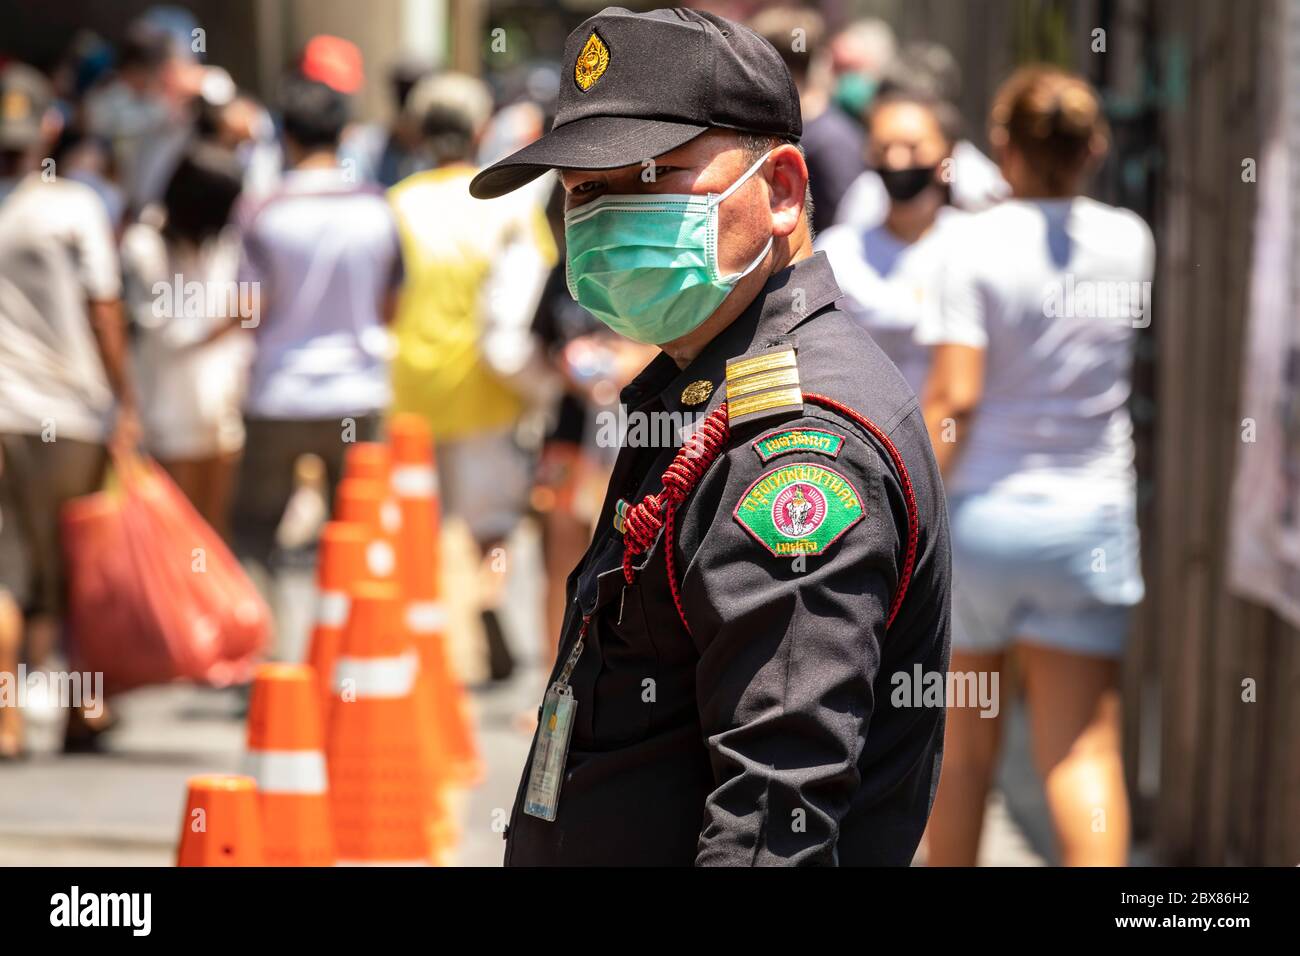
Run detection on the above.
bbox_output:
[471,6,951,866]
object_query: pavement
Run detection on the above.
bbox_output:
[0,521,1048,866]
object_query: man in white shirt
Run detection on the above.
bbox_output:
[230,75,403,578]
[0,63,138,754]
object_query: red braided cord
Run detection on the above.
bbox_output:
[619,393,920,634]
[663,506,689,634]
[622,403,732,592]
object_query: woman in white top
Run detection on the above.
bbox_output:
[816,91,966,393]
[121,144,251,539]
[920,67,1152,866]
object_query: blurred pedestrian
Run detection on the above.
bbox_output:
[827,17,896,122]
[83,16,204,211]
[836,43,1009,229]
[529,188,656,666]
[50,125,125,234]
[339,56,435,188]
[749,6,864,232]
[0,588,21,758]
[816,91,964,393]
[387,72,556,681]
[0,63,137,752]
[478,74,554,168]
[121,143,249,538]
[919,66,1149,866]
[195,90,281,200]
[229,75,402,580]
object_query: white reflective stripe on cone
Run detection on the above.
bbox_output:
[391,464,438,498]
[380,499,402,535]
[334,650,418,698]
[244,750,329,794]
[315,590,349,628]
[366,540,395,578]
[406,601,446,633]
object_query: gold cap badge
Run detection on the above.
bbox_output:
[680,380,714,406]
[575,32,609,91]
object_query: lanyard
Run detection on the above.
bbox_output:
[554,615,590,689]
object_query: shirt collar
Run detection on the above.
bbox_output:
[282,165,351,191]
[620,252,843,416]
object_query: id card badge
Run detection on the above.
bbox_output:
[523,682,577,822]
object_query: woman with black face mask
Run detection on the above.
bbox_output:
[815,91,964,393]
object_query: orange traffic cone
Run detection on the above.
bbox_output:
[176,774,265,866]
[327,581,431,865]
[305,522,374,719]
[244,663,335,866]
[385,420,456,859]
[389,414,483,787]
[334,477,400,579]
[335,467,450,861]
[343,441,393,484]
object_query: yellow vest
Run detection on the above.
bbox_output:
[388,166,556,440]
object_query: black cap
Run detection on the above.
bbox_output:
[470,6,801,199]
[0,64,53,151]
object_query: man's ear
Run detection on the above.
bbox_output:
[767,143,808,238]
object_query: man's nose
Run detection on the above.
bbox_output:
[883,143,914,169]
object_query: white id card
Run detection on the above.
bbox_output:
[523,682,577,822]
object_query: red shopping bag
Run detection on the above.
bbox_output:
[62,455,269,694]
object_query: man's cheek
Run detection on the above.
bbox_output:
[717,201,770,272]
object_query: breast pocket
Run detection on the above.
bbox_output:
[570,566,659,749]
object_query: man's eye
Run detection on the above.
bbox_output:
[570,180,604,196]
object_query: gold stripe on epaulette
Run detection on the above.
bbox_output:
[728,386,804,424]
[726,366,799,399]
[726,348,797,380]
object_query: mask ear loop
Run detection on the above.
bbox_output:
[710,148,778,283]
[714,147,776,204]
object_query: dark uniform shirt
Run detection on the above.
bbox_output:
[505,252,952,866]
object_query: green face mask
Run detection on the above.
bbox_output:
[833,72,878,120]
[564,150,775,345]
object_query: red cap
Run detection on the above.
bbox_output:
[300,35,364,94]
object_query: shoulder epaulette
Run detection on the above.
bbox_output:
[725,345,803,427]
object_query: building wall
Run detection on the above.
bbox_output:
[1148,0,1299,866]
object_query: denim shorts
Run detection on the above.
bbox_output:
[947,488,1144,659]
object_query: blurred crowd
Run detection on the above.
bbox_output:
[0,5,1152,866]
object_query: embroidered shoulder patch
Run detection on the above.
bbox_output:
[753,427,844,463]
[733,463,864,556]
